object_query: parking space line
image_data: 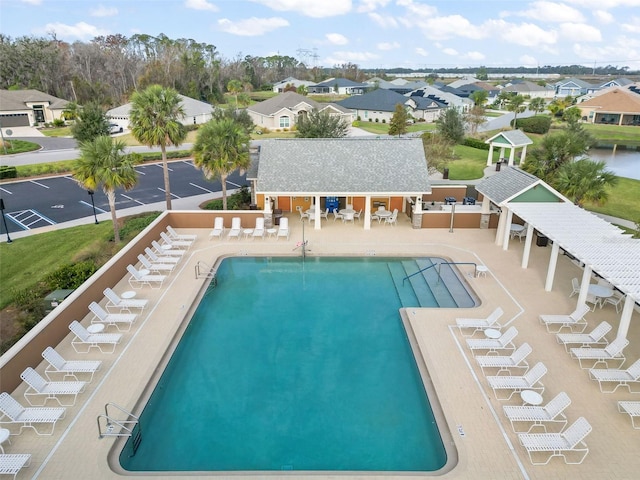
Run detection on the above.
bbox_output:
[158,188,180,199]
[120,194,144,206]
[7,209,56,230]
[154,164,173,172]
[0,186,12,194]
[227,180,242,188]
[29,180,50,189]
[181,160,194,166]
[79,200,108,213]
[189,183,213,193]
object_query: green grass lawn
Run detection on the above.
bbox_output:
[447,145,496,180]
[0,139,41,155]
[354,121,437,135]
[582,124,640,144]
[583,177,640,224]
[40,126,73,137]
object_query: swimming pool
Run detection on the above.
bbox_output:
[119,257,471,473]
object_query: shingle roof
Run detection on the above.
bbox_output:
[106,94,214,118]
[0,89,69,112]
[313,78,369,88]
[578,88,640,113]
[255,138,431,195]
[337,89,408,112]
[475,167,542,204]
[485,129,533,147]
[247,91,321,116]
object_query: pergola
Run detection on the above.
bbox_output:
[485,130,533,167]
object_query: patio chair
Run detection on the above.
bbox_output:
[277,217,290,240]
[69,320,122,354]
[103,287,148,313]
[42,346,101,382]
[371,212,380,223]
[296,206,308,221]
[151,240,185,257]
[227,217,242,240]
[89,301,137,332]
[518,417,591,465]
[475,342,532,375]
[20,368,86,407]
[569,277,580,297]
[556,321,612,352]
[0,454,31,479]
[589,358,640,393]
[319,208,329,220]
[0,392,65,436]
[209,217,225,240]
[252,217,265,239]
[570,337,628,369]
[137,254,175,273]
[539,303,590,333]
[332,209,343,222]
[618,401,640,429]
[166,225,197,241]
[585,294,601,311]
[503,392,571,433]
[602,290,624,313]
[455,307,504,336]
[466,326,518,355]
[486,362,547,400]
[127,264,166,289]
[144,247,180,265]
[160,232,191,249]
[385,209,398,226]
[353,209,362,221]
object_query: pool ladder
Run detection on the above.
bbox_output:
[97,402,142,456]
[195,260,217,285]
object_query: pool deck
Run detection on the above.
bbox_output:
[4,214,640,480]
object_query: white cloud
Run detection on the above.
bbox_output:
[37,22,109,40]
[326,33,348,45]
[565,0,640,8]
[492,20,558,47]
[621,16,640,33]
[443,47,458,56]
[396,0,438,17]
[377,41,400,51]
[465,51,485,61]
[369,12,398,28]
[419,15,487,40]
[519,55,539,67]
[90,5,118,17]
[21,0,41,5]
[356,0,391,13]
[415,47,428,57]
[250,0,352,18]
[593,10,614,23]
[506,1,585,23]
[217,17,289,36]
[559,22,602,41]
[573,39,639,67]
[185,0,219,11]
[324,50,379,64]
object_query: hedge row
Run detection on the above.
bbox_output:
[0,165,17,179]
[515,115,552,134]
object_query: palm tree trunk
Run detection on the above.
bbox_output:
[161,144,172,210]
[107,190,120,243]
[221,172,228,210]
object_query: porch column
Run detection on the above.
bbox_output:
[480,196,491,229]
[495,208,507,246]
[364,195,372,230]
[577,265,593,306]
[521,223,534,268]
[487,143,494,166]
[412,196,423,229]
[263,195,273,228]
[502,209,513,250]
[508,147,516,166]
[616,295,636,340]
[313,195,321,230]
[520,145,528,165]
[499,146,506,162]
[544,241,560,291]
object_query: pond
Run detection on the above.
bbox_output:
[586,146,640,180]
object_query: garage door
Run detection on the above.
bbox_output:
[0,114,30,127]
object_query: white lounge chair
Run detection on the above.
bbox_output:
[277,217,289,240]
[475,343,532,375]
[466,326,518,355]
[20,368,86,407]
[137,253,175,273]
[42,346,101,382]
[556,321,611,352]
[486,362,547,400]
[539,303,590,333]
[503,392,571,433]
[0,392,65,436]
[456,307,504,336]
[252,217,265,239]
[618,401,640,429]
[89,301,137,331]
[69,320,122,354]
[160,231,191,249]
[103,287,148,313]
[209,217,225,240]
[0,454,31,479]
[151,240,185,257]
[570,337,628,369]
[127,264,166,289]
[227,217,242,240]
[166,225,197,241]
[518,417,591,465]
[144,247,180,265]
[589,358,640,393]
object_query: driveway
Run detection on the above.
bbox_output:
[12,136,77,150]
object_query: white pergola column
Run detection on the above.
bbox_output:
[481,196,491,213]
[499,146,505,161]
[502,209,513,250]
[496,208,507,246]
[617,295,636,340]
[508,147,516,166]
[487,144,494,166]
[544,241,560,291]
[521,223,534,268]
[364,195,372,230]
[520,145,528,165]
[577,265,593,306]
[313,195,321,230]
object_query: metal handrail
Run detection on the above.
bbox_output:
[195,260,216,279]
[97,402,139,439]
[402,262,477,285]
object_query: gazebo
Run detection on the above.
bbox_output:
[485,129,533,167]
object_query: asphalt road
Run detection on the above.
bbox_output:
[0,160,247,234]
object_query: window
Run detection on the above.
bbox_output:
[279,116,290,128]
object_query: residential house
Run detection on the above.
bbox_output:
[576,88,640,126]
[408,86,473,112]
[272,77,315,93]
[106,94,215,130]
[0,89,69,127]
[308,78,369,95]
[365,77,428,95]
[554,78,594,97]
[502,80,554,99]
[586,78,634,94]
[246,91,352,131]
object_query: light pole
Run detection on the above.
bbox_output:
[0,198,12,243]
[87,190,99,224]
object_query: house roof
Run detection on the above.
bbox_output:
[254,138,431,195]
[106,94,214,118]
[337,88,408,112]
[503,81,549,93]
[273,77,315,88]
[312,78,369,88]
[577,88,640,113]
[555,78,593,89]
[596,78,633,88]
[484,129,533,148]
[247,91,321,116]
[475,167,545,204]
[0,89,69,112]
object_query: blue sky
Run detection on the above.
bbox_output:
[3,0,640,70]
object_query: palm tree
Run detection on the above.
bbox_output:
[192,118,250,210]
[73,136,139,242]
[129,85,186,210]
[506,94,526,128]
[553,159,618,207]
[226,79,243,107]
[470,89,488,107]
[529,97,546,116]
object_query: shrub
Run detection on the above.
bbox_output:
[0,165,17,179]
[52,118,65,127]
[382,119,386,123]
[462,137,490,150]
[516,115,552,134]
[375,118,379,123]
[368,118,372,122]
[357,116,361,121]
[202,186,251,210]
[44,261,98,290]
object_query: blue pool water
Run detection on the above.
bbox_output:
[120,257,470,472]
